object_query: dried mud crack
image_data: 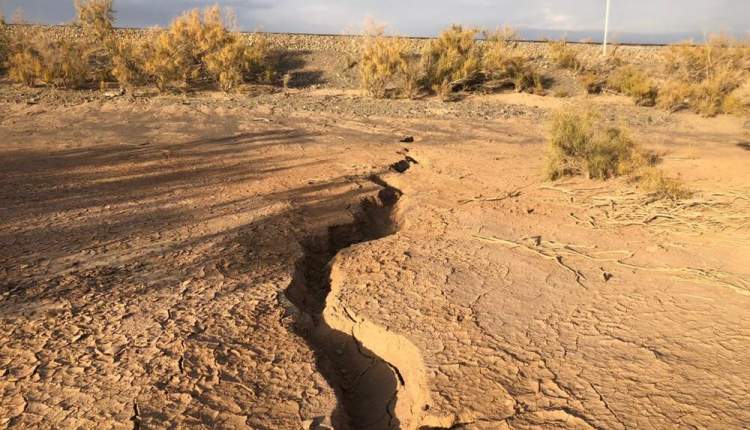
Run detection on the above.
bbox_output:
[285,172,439,430]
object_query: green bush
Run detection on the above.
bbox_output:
[546,109,638,180]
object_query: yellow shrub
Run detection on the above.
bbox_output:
[664,35,748,82]
[725,79,750,115]
[359,32,419,98]
[691,68,746,116]
[140,6,275,92]
[8,48,43,86]
[549,39,582,71]
[6,1,111,89]
[75,0,117,86]
[110,36,151,88]
[41,40,93,88]
[608,66,658,106]
[76,0,114,42]
[483,28,544,94]
[660,36,749,116]
[656,80,693,112]
[7,27,93,89]
[658,68,746,116]
[483,27,518,63]
[634,168,692,201]
[579,71,606,94]
[486,55,543,94]
[422,25,482,88]
[0,14,8,71]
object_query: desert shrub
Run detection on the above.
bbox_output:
[725,80,750,115]
[689,68,746,116]
[485,55,544,94]
[664,36,748,82]
[660,36,750,116]
[7,27,94,88]
[139,6,274,92]
[0,14,8,71]
[546,109,638,180]
[655,80,693,112]
[206,34,274,91]
[7,45,42,85]
[7,2,275,92]
[549,39,582,71]
[608,65,658,106]
[483,29,544,94]
[633,168,692,201]
[422,25,482,91]
[75,0,118,87]
[109,35,157,88]
[359,31,419,98]
[6,0,112,88]
[579,71,606,94]
[483,27,518,62]
[76,0,114,42]
[39,40,93,88]
[657,68,746,116]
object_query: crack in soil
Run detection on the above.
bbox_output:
[285,172,434,430]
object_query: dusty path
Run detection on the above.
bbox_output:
[1,91,749,429]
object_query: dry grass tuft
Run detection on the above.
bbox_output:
[359,29,419,99]
[633,168,693,201]
[549,39,582,71]
[579,72,606,94]
[607,65,658,106]
[546,109,638,180]
[483,28,544,94]
[659,36,750,116]
[422,25,482,92]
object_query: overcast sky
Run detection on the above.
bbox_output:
[1,0,748,43]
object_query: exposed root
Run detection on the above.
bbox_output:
[475,235,750,296]
[542,184,750,235]
[458,190,522,205]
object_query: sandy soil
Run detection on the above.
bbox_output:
[1,86,749,430]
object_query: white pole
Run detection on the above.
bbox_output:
[603,0,611,56]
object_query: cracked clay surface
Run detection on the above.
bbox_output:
[1,92,749,429]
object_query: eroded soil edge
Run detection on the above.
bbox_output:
[285,170,442,430]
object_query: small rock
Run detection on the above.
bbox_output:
[391,160,411,173]
[603,272,613,282]
[400,136,414,143]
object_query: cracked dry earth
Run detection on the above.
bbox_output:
[1,92,749,430]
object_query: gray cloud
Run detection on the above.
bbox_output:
[1,0,748,42]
